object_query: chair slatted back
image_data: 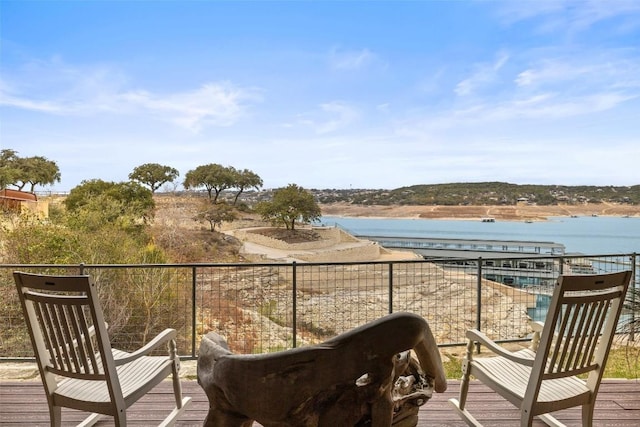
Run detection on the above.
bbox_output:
[28,291,104,378]
[535,271,631,381]
[14,272,115,382]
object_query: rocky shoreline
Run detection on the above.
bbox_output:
[320,202,640,221]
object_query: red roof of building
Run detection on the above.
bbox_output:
[0,189,37,201]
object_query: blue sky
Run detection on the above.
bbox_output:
[1,0,639,192]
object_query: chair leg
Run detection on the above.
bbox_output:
[164,355,191,426]
[49,405,61,427]
[159,397,192,427]
[520,410,535,427]
[448,398,483,427]
[448,340,483,426]
[172,359,184,408]
[160,341,192,426]
[537,413,566,427]
[582,402,595,427]
[458,365,471,409]
[77,413,103,427]
[168,339,187,410]
[114,409,127,427]
[458,339,474,409]
[449,376,484,427]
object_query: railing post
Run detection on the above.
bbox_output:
[292,261,297,348]
[79,263,85,275]
[631,253,637,342]
[191,266,197,359]
[388,262,394,314]
[476,257,482,353]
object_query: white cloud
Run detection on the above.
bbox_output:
[490,92,634,120]
[496,0,640,34]
[564,1,640,33]
[515,55,640,90]
[418,91,635,132]
[0,93,66,113]
[297,101,360,134]
[119,83,259,132]
[455,51,510,96]
[445,46,640,130]
[0,58,260,132]
[377,103,390,113]
[329,47,376,70]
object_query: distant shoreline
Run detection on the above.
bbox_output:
[320,202,640,222]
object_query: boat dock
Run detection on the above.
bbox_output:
[357,236,565,258]
[357,236,566,287]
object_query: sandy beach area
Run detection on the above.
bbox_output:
[320,202,640,221]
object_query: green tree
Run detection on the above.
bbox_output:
[64,179,155,227]
[15,156,61,192]
[129,163,179,193]
[231,168,263,205]
[64,179,113,210]
[255,184,321,230]
[0,150,61,192]
[0,149,19,189]
[184,164,236,202]
[194,201,238,231]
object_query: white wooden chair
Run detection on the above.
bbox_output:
[450,271,632,427]
[14,272,192,427]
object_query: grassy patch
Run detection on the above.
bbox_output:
[442,353,464,379]
[441,345,640,379]
[603,346,640,379]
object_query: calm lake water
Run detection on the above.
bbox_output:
[321,215,640,255]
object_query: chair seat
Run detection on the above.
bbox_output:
[53,350,173,412]
[472,349,590,405]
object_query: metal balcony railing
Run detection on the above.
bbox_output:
[0,253,636,360]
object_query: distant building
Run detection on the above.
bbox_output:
[0,189,48,218]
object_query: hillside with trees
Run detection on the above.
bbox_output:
[311,182,640,206]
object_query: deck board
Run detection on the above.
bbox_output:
[1,380,639,426]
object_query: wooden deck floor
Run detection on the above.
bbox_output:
[1,379,638,426]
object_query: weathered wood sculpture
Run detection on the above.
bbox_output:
[197,312,446,427]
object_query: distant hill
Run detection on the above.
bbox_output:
[308,182,640,206]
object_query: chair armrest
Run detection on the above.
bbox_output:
[114,328,177,365]
[529,321,544,351]
[466,329,535,367]
[529,321,544,333]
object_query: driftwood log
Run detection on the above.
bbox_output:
[197,312,447,427]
